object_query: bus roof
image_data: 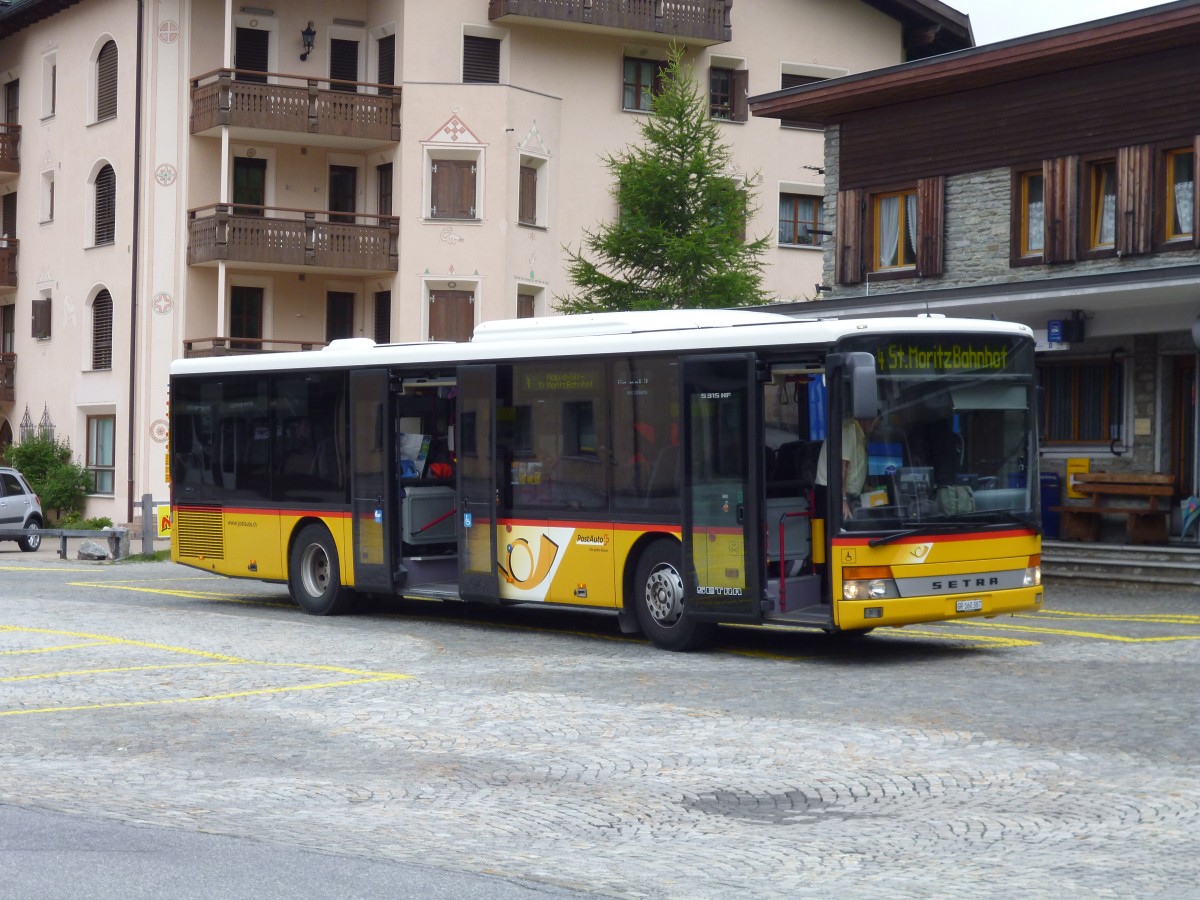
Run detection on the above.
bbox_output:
[169,311,1033,377]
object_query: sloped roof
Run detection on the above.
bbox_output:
[0,0,82,37]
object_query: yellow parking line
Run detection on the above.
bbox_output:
[0,641,122,656]
[894,629,1040,647]
[1021,609,1200,626]
[955,621,1200,643]
[66,581,293,606]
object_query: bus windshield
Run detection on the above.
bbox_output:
[836,333,1037,535]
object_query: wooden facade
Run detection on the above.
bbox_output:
[836,44,1200,190]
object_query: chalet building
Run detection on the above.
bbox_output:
[0,0,970,524]
[751,0,1200,532]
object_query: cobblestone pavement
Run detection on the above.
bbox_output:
[1,554,1198,898]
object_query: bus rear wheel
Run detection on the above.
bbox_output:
[633,539,715,652]
[289,524,353,616]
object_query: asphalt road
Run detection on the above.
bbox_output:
[1,546,1198,898]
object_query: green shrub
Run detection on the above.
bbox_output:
[3,433,93,522]
[58,513,114,530]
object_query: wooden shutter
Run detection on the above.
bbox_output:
[463,36,500,84]
[32,295,51,339]
[235,28,269,83]
[1043,155,1078,264]
[428,290,474,342]
[377,163,393,216]
[377,35,395,96]
[373,291,391,343]
[431,159,476,219]
[835,188,863,285]
[96,41,117,120]
[1116,144,1152,257]
[330,39,359,92]
[92,289,112,370]
[730,69,749,123]
[517,293,535,319]
[916,176,944,278]
[1194,135,1200,250]
[518,165,537,225]
[2,191,16,237]
[94,164,116,245]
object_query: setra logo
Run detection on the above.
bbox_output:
[499,533,561,589]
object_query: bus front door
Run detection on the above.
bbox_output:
[681,354,764,625]
[456,364,501,603]
[349,368,394,593]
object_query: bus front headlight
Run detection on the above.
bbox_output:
[1023,554,1042,587]
[842,566,900,601]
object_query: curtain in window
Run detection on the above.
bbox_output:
[1027,195,1044,252]
[877,195,899,268]
[1175,180,1194,235]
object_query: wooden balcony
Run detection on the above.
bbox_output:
[1,353,13,402]
[182,337,326,359]
[488,0,732,45]
[187,205,398,274]
[190,70,401,147]
[0,238,16,290]
[0,125,18,182]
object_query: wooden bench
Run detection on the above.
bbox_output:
[1051,472,1174,545]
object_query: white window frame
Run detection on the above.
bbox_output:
[517,151,549,228]
[228,145,277,213]
[40,166,54,224]
[422,275,480,342]
[225,274,274,343]
[88,34,118,126]
[85,284,113,372]
[424,146,485,221]
[231,13,279,83]
[86,158,116,248]
[514,282,545,318]
[41,49,56,120]
[462,23,508,84]
[777,181,824,249]
[81,406,117,496]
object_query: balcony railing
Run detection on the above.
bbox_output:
[182,337,326,359]
[187,205,398,273]
[0,124,18,176]
[488,0,732,44]
[1,352,13,402]
[0,238,16,289]
[190,70,401,143]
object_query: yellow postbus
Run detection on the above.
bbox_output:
[169,309,1042,650]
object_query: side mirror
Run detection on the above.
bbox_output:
[844,352,879,420]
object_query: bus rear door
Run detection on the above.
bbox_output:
[681,354,764,625]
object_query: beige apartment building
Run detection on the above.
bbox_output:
[0,0,971,523]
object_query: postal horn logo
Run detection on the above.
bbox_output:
[499,533,560,589]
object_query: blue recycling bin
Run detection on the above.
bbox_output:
[1040,473,1061,539]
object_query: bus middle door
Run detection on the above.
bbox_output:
[349,368,394,593]
[681,354,764,625]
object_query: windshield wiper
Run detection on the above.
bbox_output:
[868,524,961,547]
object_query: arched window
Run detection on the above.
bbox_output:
[92,289,112,370]
[96,40,117,121]
[94,164,115,245]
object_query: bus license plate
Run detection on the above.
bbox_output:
[956,599,983,612]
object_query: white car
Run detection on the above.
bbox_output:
[0,467,44,551]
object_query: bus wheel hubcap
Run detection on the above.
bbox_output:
[645,563,684,626]
[301,544,330,596]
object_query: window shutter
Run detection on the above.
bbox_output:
[463,36,500,84]
[916,176,944,278]
[428,290,475,342]
[835,189,863,285]
[92,290,112,370]
[517,293,535,319]
[32,295,51,339]
[377,35,395,96]
[1043,155,1078,264]
[235,28,269,83]
[2,192,16,238]
[373,291,391,343]
[330,39,360,92]
[96,41,118,121]
[1116,144,1152,257]
[730,69,749,123]
[518,165,537,225]
[431,159,476,219]
[95,164,116,245]
[1194,135,1200,251]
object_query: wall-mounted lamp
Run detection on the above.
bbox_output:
[300,22,316,61]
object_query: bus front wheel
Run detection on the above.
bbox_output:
[632,539,715,652]
[289,524,353,616]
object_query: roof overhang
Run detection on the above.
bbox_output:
[750,0,1200,124]
[0,0,82,36]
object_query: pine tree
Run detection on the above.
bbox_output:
[555,46,771,313]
